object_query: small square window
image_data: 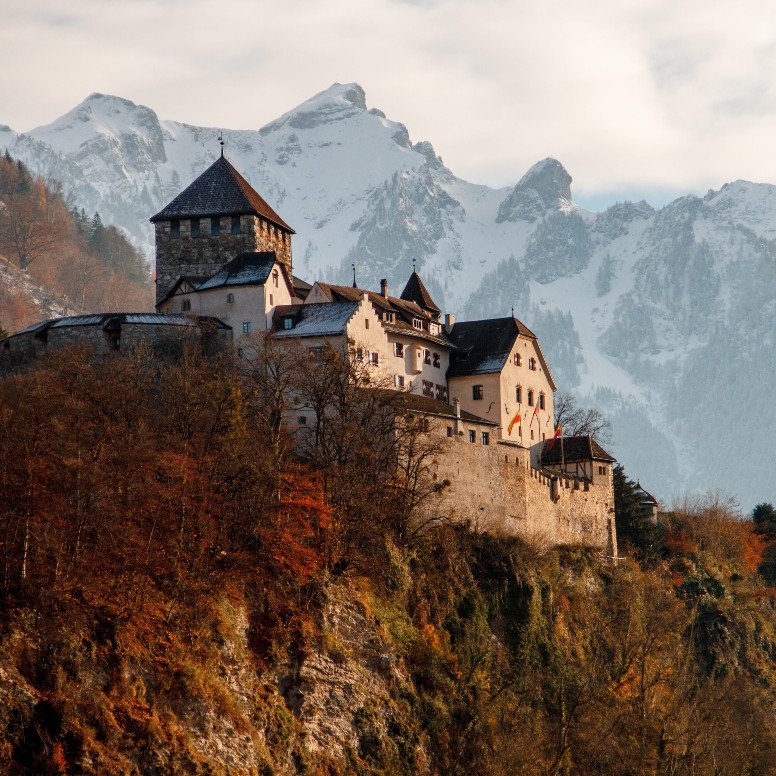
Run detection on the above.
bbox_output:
[211,217,220,236]
[227,293,234,304]
[231,216,241,234]
[242,321,251,333]
[395,375,405,388]
[170,219,180,238]
[472,385,483,400]
[468,430,476,443]
[298,416,307,425]
[190,218,200,238]
[370,352,379,365]
[446,427,453,437]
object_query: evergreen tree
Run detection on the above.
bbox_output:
[613,464,665,563]
[752,503,776,583]
[0,322,8,340]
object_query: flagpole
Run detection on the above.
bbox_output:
[561,429,565,474]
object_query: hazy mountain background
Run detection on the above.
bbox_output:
[2,82,774,509]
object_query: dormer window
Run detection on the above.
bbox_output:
[384,311,394,323]
[170,219,180,238]
[283,317,294,330]
[190,218,200,238]
[231,216,241,234]
[413,318,423,330]
[211,217,220,236]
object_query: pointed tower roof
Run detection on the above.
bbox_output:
[150,156,294,232]
[400,271,441,314]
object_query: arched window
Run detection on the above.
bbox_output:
[515,385,522,403]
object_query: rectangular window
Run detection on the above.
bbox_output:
[539,393,545,410]
[472,385,483,400]
[395,375,405,388]
[298,416,307,425]
[468,430,476,443]
[272,269,279,287]
[356,348,364,362]
[181,299,191,312]
[422,380,434,397]
[231,216,241,234]
[446,426,453,437]
[424,349,431,365]
[514,353,521,366]
[170,219,180,238]
[529,357,537,371]
[435,384,448,402]
[394,342,404,357]
[309,346,325,359]
[227,293,234,304]
[211,217,220,236]
[242,321,251,333]
[413,318,423,330]
[283,317,294,330]
[515,386,522,403]
[190,218,200,238]
[384,311,394,323]
[237,348,244,358]
[269,294,273,305]
[527,390,534,406]
[370,352,379,365]
[482,432,490,445]
[365,319,369,329]
[432,352,440,368]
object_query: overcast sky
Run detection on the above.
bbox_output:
[2,0,775,208]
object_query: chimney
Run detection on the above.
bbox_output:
[453,397,461,436]
[380,278,389,297]
[445,313,456,333]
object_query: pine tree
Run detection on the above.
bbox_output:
[613,464,665,563]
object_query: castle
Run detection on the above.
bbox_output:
[0,155,618,556]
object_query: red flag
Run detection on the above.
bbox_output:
[546,423,562,450]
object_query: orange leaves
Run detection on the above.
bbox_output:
[741,526,767,573]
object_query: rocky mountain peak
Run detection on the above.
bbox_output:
[516,158,572,206]
[496,158,573,223]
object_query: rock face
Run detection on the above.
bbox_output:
[2,86,776,507]
[496,158,573,222]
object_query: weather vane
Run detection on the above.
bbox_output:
[412,257,416,272]
[352,262,357,288]
[218,131,224,157]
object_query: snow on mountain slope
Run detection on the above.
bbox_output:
[2,84,775,509]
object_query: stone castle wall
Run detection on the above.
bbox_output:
[155,215,292,304]
[426,420,616,554]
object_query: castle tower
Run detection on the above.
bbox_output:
[150,156,295,304]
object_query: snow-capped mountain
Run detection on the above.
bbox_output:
[2,83,774,509]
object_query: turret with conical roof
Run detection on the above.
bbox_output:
[151,156,294,304]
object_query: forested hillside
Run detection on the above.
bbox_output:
[0,152,152,332]
[0,345,773,775]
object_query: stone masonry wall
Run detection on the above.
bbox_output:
[155,215,292,304]
[426,420,616,555]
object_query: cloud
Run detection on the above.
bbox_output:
[2,0,776,202]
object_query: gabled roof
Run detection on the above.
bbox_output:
[150,156,295,232]
[272,302,359,338]
[197,252,280,291]
[156,275,209,306]
[447,317,539,377]
[540,435,616,466]
[400,271,441,314]
[292,275,312,300]
[633,482,658,506]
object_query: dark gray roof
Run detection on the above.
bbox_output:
[447,317,536,377]
[400,271,441,314]
[197,252,277,291]
[273,302,358,338]
[370,389,497,425]
[150,156,294,232]
[7,313,231,339]
[540,435,616,465]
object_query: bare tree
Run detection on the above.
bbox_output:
[554,392,611,442]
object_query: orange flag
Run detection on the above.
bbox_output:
[546,423,562,449]
[507,409,521,435]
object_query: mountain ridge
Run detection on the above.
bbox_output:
[2,82,774,508]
